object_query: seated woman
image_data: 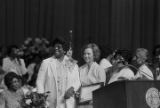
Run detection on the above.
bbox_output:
[0,72,23,108]
[78,43,106,108]
[132,48,154,80]
[108,49,135,84]
[2,45,27,76]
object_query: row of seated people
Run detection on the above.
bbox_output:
[102,48,154,84]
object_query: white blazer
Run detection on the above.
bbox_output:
[36,56,81,108]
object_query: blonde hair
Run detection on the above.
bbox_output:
[136,48,148,61]
[82,43,101,62]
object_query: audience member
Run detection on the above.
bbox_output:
[132,48,153,80]
[99,45,113,71]
[108,49,134,84]
[2,45,27,76]
[0,72,23,108]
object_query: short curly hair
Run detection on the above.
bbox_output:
[82,43,101,62]
[51,37,69,52]
[4,72,21,90]
[113,49,132,63]
[7,45,18,56]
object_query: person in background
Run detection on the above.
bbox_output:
[78,43,106,108]
[2,45,27,76]
[152,45,160,79]
[36,37,81,108]
[0,68,5,90]
[27,54,42,87]
[0,46,7,90]
[99,45,113,72]
[153,44,160,62]
[132,48,154,80]
[108,49,135,84]
[0,72,23,108]
[66,47,78,64]
[0,46,7,67]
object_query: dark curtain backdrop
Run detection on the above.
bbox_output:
[0,0,74,45]
[73,0,160,63]
[0,0,160,62]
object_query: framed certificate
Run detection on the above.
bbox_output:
[78,82,104,104]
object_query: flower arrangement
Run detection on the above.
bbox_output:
[22,37,50,54]
[20,37,51,66]
[20,91,50,108]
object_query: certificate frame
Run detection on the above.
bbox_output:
[78,82,104,104]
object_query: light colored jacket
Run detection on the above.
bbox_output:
[135,64,153,80]
[79,62,106,86]
[108,67,135,84]
[2,57,27,76]
[36,56,81,108]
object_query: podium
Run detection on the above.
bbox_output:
[93,81,160,108]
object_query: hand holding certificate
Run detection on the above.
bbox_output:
[78,82,104,104]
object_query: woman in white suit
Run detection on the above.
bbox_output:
[36,37,81,108]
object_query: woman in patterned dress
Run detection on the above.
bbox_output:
[0,72,23,108]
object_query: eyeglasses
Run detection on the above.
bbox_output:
[54,44,63,50]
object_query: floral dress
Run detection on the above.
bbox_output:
[0,89,24,108]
